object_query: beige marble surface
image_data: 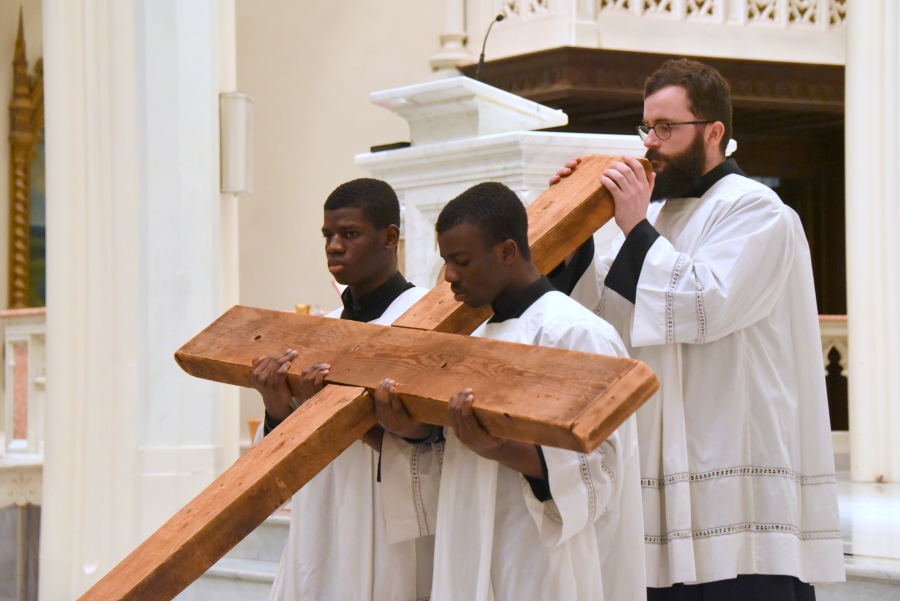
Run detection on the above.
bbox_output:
[838,471,900,561]
[828,470,900,598]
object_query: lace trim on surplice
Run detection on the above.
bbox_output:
[666,253,688,343]
[640,466,837,488]
[593,285,608,318]
[410,444,429,537]
[578,453,598,523]
[645,522,842,544]
[693,271,706,343]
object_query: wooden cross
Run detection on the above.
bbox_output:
[79,155,657,601]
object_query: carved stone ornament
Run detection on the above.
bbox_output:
[0,461,41,508]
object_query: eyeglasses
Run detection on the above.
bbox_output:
[636,121,710,141]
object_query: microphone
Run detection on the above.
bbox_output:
[475,14,504,81]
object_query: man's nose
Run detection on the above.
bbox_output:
[643,132,661,149]
[326,236,344,253]
[444,266,460,283]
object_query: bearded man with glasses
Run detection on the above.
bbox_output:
[549,59,845,601]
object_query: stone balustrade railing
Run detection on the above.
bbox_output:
[592,0,845,28]
[819,315,848,466]
[0,309,44,598]
[820,314,848,379]
[436,0,847,71]
[1,308,45,456]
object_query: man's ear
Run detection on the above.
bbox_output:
[707,121,726,154]
[383,224,400,251]
[499,239,519,264]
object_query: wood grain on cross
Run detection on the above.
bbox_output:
[79,155,657,601]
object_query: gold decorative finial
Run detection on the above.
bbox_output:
[8,7,36,308]
[15,7,25,58]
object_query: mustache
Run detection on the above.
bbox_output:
[645,148,663,164]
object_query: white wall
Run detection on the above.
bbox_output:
[234,1,445,440]
[0,0,43,311]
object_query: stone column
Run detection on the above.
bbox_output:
[430,0,472,76]
[845,0,900,483]
[39,1,236,596]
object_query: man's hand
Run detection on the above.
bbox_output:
[599,155,656,237]
[448,388,506,459]
[374,379,432,440]
[548,157,581,186]
[296,363,331,402]
[448,388,544,480]
[250,350,298,422]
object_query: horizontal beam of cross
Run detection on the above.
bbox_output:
[175,306,658,453]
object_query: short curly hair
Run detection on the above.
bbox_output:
[436,182,530,260]
[324,178,400,229]
[645,58,732,155]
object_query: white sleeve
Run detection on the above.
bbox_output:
[252,419,264,446]
[523,428,624,548]
[568,233,622,314]
[378,431,443,545]
[616,194,795,347]
[521,319,630,547]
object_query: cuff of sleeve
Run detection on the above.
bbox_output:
[262,411,283,436]
[402,426,445,446]
[605,219,660,304]
[547,237,595,296]
[524,445,552,502]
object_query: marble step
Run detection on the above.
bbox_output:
[177,558,276,601]
[817,555,900,601]
[223,512,290,563]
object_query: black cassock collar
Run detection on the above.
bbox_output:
[340,271,414,323]
[488,276,556,324]
[683,157,747,199]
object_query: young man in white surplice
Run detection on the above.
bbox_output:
[375,182,646,601]
[549,59,845,600]
[250,179,432,601]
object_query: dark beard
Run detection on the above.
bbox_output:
[646,131,707,202]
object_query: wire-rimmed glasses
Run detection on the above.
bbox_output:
[637,121,710,141]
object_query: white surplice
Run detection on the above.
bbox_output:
[380,290,646,601]
[267,285,440,601]
[568,172,845,587]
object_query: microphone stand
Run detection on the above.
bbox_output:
[475,15,504,81]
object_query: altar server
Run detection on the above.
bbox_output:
[250,178,433,601]
[550,59,845,599]
[376,182,646,601]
